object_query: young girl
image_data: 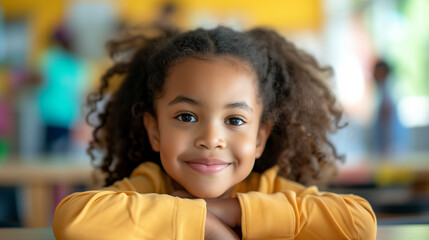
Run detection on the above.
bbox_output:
[53,26,377,239]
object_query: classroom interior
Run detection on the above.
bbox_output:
[1,0,429,228]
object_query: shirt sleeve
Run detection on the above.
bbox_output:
[53,164,206,240]
[237,178,377,240]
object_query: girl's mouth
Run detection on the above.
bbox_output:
[185,159,231,174]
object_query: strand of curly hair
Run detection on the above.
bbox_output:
[248,28,345,185]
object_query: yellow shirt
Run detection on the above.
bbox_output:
[53,162,377,239]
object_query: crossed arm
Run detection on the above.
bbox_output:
[53,189,375,239]
[53,166,376,239]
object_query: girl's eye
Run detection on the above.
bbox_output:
[176,113,197,123]
[225,117,245,126]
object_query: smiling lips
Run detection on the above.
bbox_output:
[186,158,230,174]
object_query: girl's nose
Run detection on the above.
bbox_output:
[194,122,226,150]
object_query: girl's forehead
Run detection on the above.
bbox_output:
[159,56,262,105]
[167,55,257,81]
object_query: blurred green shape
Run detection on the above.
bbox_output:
[0,138,9,164]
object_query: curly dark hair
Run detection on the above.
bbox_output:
[86,25,344,187]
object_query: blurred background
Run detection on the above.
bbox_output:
[0,0,428,228]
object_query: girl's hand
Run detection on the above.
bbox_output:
[170,190,194,198]
[170,190,241,237]
[206,198,241,228]
[170,190,241,228]
[205,211,239,240]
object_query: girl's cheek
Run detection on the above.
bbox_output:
[231,133,257,159]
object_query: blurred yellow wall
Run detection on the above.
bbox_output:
[178,0,322,29]
[2,0,322,64]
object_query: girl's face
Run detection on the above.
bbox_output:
[144,56,271,198]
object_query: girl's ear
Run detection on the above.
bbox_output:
[143,112,160,152]
[255,122,272,158]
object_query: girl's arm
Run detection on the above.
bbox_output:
[53,190,206,239]
[206,187,376,240]
[204,168,376,240]
[53,163,208,239]
[236,181,377,240]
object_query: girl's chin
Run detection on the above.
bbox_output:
[186,190,222,199]
[187,187,233,199]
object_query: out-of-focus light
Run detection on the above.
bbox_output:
[398,96,429,128]
[336,56,365,105]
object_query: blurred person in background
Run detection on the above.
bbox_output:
[372,59,394,156]
[36,24,88,155]
[154,1,178,29]
[371,59,409,157]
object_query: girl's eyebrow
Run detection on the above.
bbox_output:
[168,95,200,106]
[168,95,253,112]
[225,102,253,113]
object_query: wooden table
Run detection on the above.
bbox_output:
[0,224,428,240]
[0,156,93,228]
